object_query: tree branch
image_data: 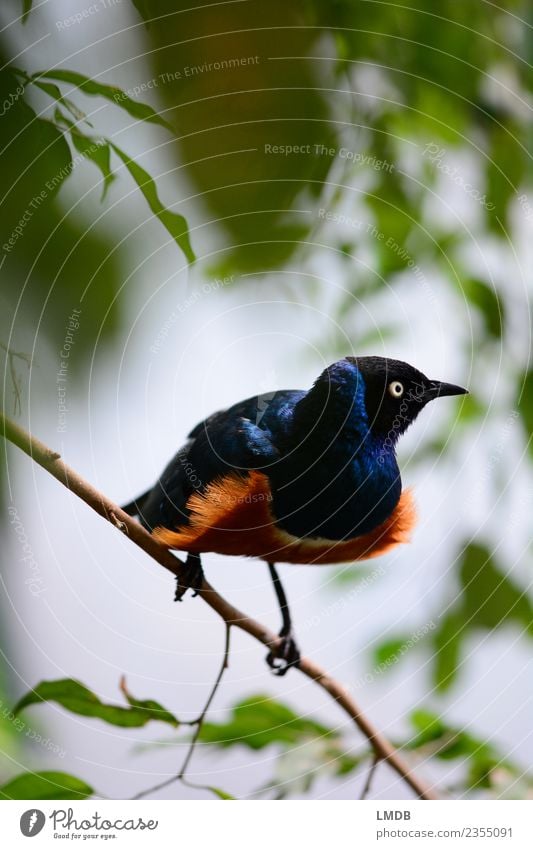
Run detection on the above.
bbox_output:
[0,413,438,800]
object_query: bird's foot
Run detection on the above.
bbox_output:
[266,627,301,676]
[174,553,204,602]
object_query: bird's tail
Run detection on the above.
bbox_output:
[120,489,151,517]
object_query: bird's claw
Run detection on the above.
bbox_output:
[174,553,204,602]
[266,629,301,676]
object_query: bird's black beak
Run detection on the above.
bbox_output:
[425,380,469,401]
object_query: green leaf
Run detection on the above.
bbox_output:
[72,132,115,200]
[432,608,464,692]
[111,143,195,263]
[21,0,32,23]
[131,0,152,26]
[35,69,173,131]
[199,694,334,751]
[408,709,447,748]
[407,711,490,763]
[0,64,124,360]
[464,278,504,339]
[373,637,410,668]
[486,124,525,232]
[431,543,533,692]
[460,542,533,636]
[517,369,533,459]
[0,771,93,800]
[207,786,235,800]
[31,78,91,125]
[14,678,179,728]
[467,759,494,789]
[334,751,367,776]
[407,710,481,762]
[456,392,485,424]
[53,108,114,200]
[436,733,485,762]
[119,676,179,728]
[405,708,531,791]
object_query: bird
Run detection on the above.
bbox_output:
[122,356,467,675]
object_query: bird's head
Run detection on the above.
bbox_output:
[346,356,468,440]
[292,356,468,449]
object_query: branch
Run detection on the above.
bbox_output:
[0,413,438,800]
[360,752,381,800]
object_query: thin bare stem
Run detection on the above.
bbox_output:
[179,622,231,779]
[1,342,31,416]
[360,753,381,800]
[132,623,231,800]
[0,413,438,800]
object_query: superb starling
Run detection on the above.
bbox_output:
[123,356,467,674]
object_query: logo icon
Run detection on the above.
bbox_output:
[20,809,46,837]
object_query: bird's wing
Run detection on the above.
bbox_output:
[134,390,303,533]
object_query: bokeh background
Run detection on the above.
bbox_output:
[0,0,531,800]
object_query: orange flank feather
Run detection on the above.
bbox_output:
[153,471,416,565]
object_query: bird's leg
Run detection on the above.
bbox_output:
[174,552,205,601]
[265,562,301,676]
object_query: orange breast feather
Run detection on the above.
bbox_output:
[153,471,416,565]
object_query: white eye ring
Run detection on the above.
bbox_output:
[388,380,404,398]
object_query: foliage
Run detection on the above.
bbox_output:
[199,694,333,750]
[3,677,532,798]
[0,771,93,800]
[198,695,532,798]
[406,709,529,795]
[127,0,336,274]
[32,68,173,130]
[368,542,533,692]
[2,64,194,267]
[517,367,533,459]
[14,678,180,729]
[0,52,194,409]
[2,677,180,799]
[199,693,365,798]
[110,144,194,263]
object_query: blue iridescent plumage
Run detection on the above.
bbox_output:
[133,356,467,542]
[122,355,467,674]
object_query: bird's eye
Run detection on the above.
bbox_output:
[388,381,404,398]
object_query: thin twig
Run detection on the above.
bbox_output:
[0,413,438,800]
[360,752,381,800]
[180,622,231,774]
[1,342,31,416]
[132,623,231,800]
